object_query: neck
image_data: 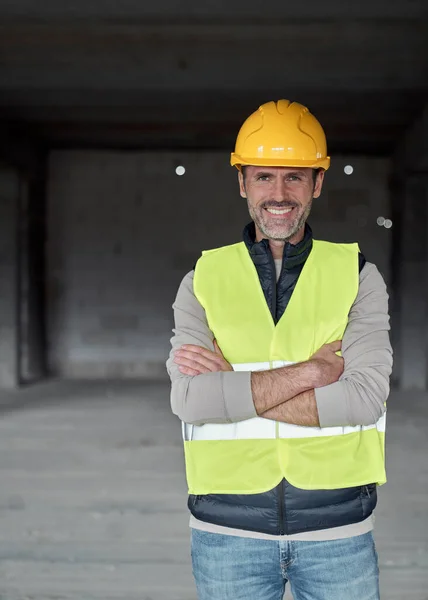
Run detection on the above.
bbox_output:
[255,226,306,260]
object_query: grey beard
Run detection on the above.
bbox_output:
[250,201,312,242]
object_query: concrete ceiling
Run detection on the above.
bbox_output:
[0,1,427,155]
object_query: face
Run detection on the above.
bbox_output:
[238,166,324,244]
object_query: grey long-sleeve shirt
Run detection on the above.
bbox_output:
[166,262,393,429]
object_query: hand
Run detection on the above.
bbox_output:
[308,341,344,388]
[174,340,233,376]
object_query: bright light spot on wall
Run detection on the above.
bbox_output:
[344,165,354,175]
[175,165,186,176]
[377,216,393,229]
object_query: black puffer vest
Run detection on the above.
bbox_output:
[189,222,377,535]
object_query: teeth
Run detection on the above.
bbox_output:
[266,208,293,215]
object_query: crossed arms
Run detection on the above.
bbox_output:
[166,263,392,428]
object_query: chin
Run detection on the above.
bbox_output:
[264,227,295,240]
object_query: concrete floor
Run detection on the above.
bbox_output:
[0,381,427,600]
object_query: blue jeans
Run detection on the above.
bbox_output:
[191,529,380,600]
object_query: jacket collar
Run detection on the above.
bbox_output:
[242,221,313,269]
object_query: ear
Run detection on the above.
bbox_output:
[313,169,325,199]
[238,171,247,198]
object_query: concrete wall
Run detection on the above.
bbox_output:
[313,157,392,285]
[47,151,391,378]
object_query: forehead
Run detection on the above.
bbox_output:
[244,165,312,177]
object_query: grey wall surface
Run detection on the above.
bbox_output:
[390,105,428,390]
[313,157,392,285]
[47,151,391,378]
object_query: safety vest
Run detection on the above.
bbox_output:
[182,240,387,495]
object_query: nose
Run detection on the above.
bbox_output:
[272,177,288,203]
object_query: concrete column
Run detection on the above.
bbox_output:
[0,167,20,388]
[392,105,428,389]
[18,167,48,383]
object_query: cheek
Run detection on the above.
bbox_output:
[246,191,265,208]
[293,185,313,203]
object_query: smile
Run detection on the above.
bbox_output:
[265,207,294,215]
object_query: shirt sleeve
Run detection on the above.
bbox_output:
[166,271,257,425]
[315,262,393,427]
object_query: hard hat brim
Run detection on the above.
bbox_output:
[231,153,330,171]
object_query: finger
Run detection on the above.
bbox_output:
[174,356,212,374]
[178,365,203,376]
[175,354,231,374]
[181,344,223,359]
[180,344,208,353]
[326,340,342,352]
[178,346,224,366]
[175,350,219,370]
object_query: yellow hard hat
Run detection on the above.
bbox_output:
[230,100,330,171]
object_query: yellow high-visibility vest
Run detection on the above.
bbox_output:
[183,240,386,495]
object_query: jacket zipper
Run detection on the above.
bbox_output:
[267,246,278,323]
[270,247,283,533]
[278,480,285,535]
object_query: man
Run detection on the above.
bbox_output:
[166,100,392,600]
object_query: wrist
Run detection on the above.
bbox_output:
[300,359,321,389]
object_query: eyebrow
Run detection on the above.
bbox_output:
[287,171,307,178]
[253,170,308,178]
[253,171,274,178]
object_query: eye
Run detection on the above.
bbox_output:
[256,175,270,181]
[287,175,301,182]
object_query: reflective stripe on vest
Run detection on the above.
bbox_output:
[182,360,386,442]
[183,414,386,442]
